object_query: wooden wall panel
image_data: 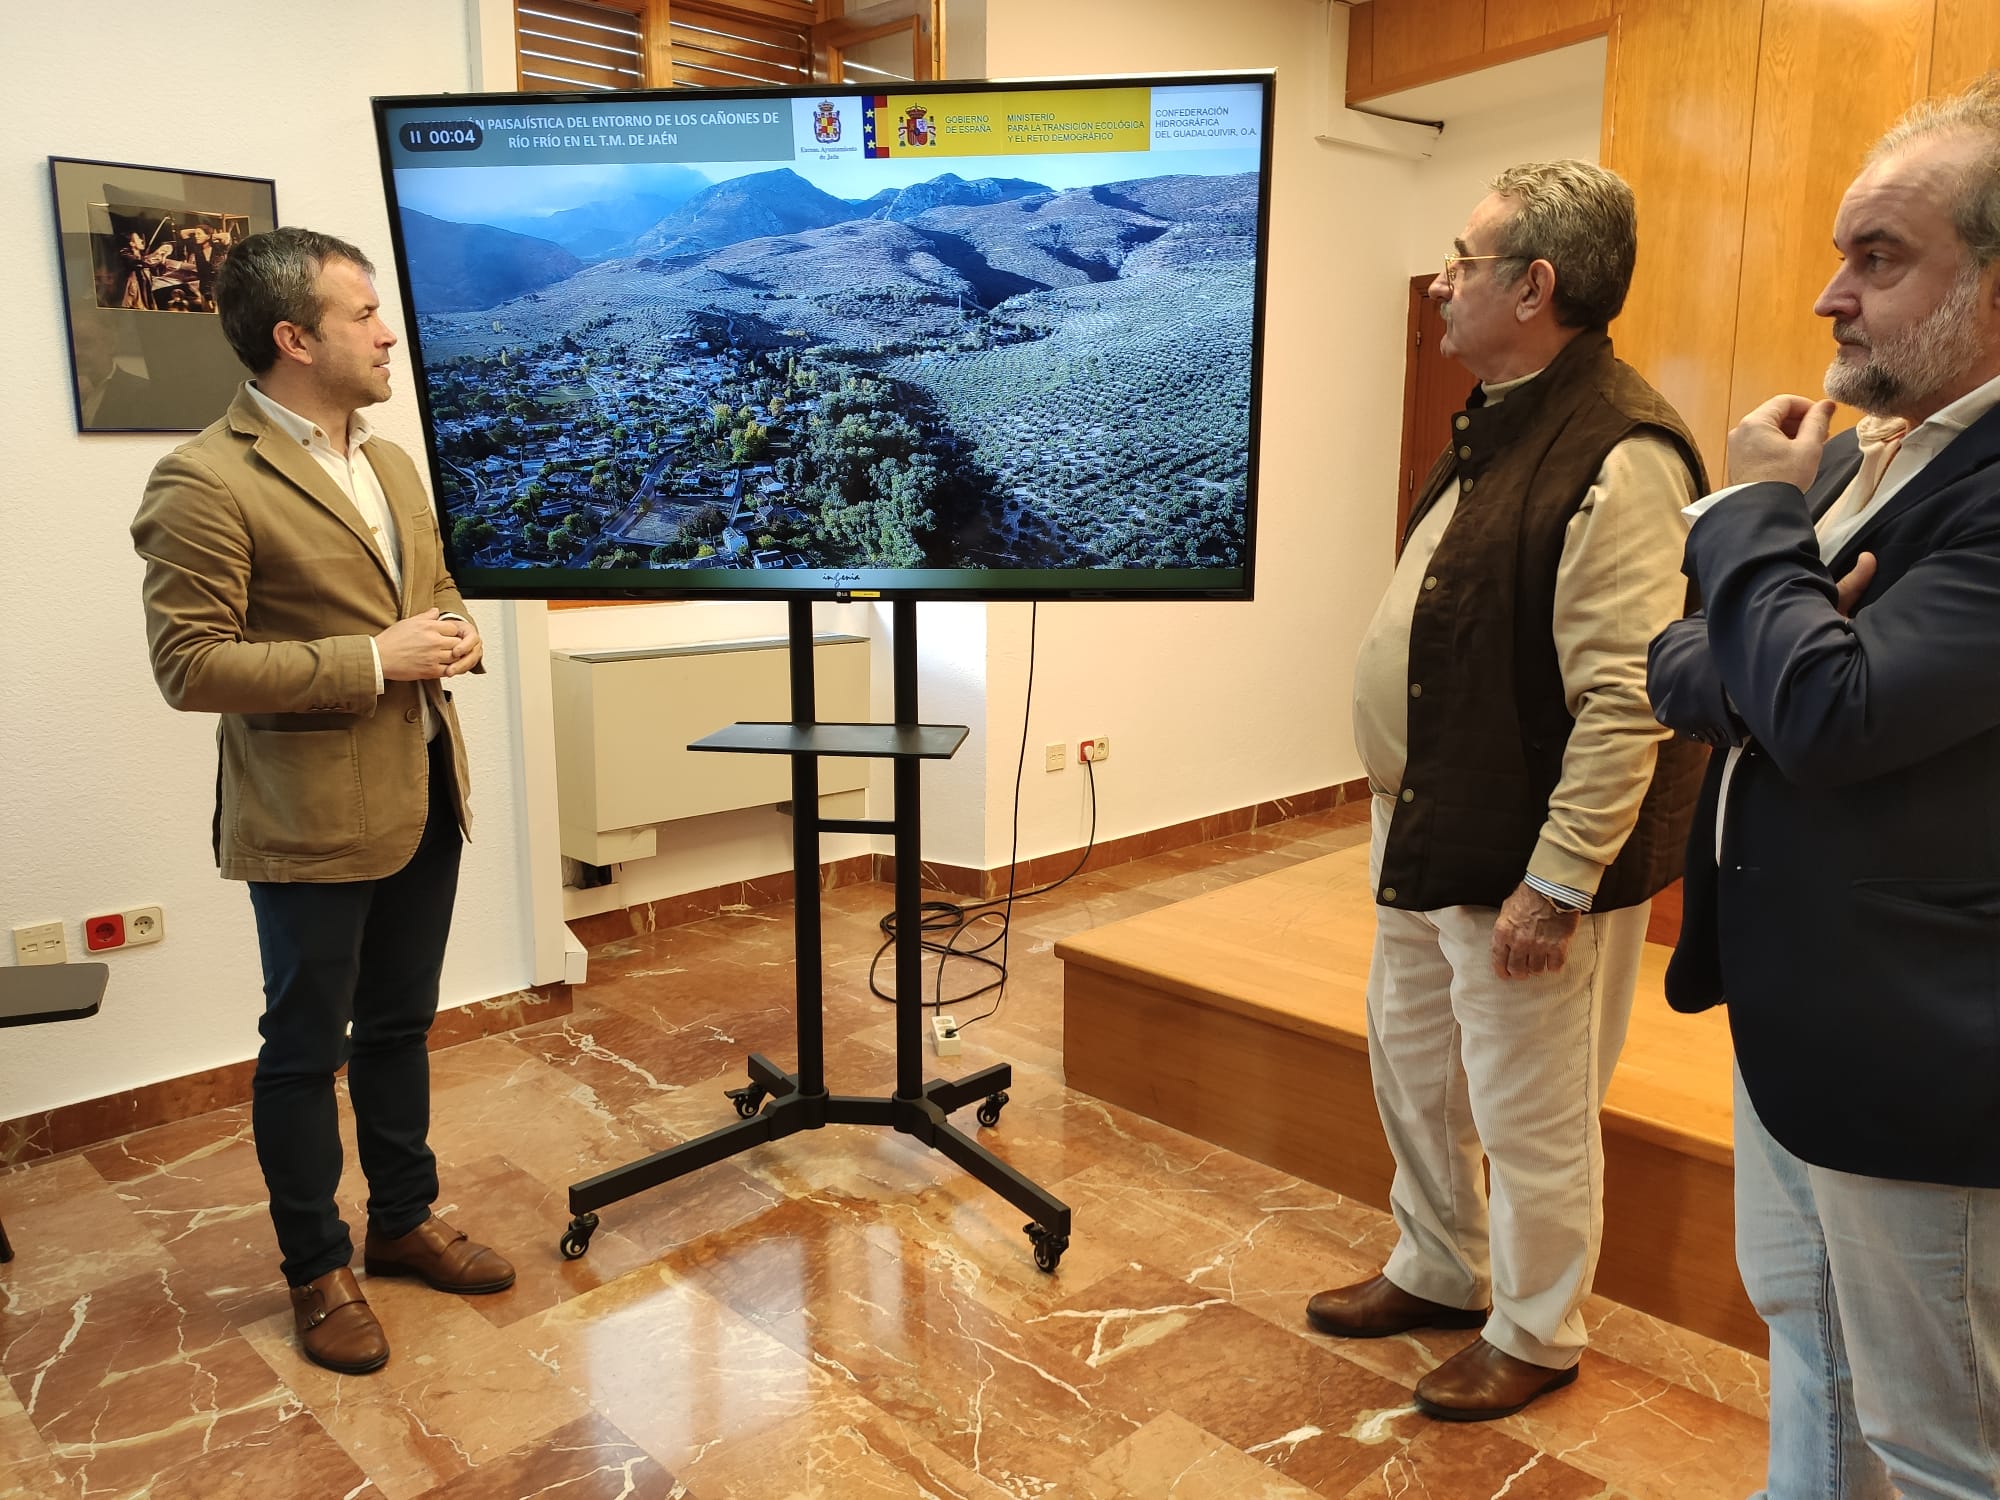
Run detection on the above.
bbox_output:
[1368,0,1489,94]
[1727,0,1934,454]
[1600,0,1765,478]
[1355,0,1981,476]
[1350,0,1611,103]
[1931,0,2000,94]
[1346,0,1376,98]
[1484,0,1611,54]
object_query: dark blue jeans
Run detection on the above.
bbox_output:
[247,738,461,1286]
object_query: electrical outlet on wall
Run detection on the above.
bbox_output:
[82,905,165,953]
[123,906,165,946]
[13,921,68,966]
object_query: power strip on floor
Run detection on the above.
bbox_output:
[932,1013,962,1057]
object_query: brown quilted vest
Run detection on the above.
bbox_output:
[1376,329,1709,913]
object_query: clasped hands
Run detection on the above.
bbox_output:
[377,608,482,680]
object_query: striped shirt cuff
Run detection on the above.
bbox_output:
[1524,872,1593,913]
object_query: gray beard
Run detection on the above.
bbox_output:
[1824,261,1985,416]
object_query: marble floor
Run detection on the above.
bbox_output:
[0,807,1770,1499]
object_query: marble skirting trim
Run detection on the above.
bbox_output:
[565,852,879,949]
[570,780,1373,954]
[908,775,1373,899]
[5,783,1367,1173]
[0,982,572,1169]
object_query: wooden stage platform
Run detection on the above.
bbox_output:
[1057,845,1762,1354]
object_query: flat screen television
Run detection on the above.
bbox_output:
[371,71,1272,601]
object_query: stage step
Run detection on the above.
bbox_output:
[1056,845,1761,1355]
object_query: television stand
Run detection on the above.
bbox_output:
[557,598,1072,1272]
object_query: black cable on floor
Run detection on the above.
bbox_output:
[868,603,1100,1023]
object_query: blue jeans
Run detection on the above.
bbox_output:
[246,738,461,1286]
[1735,1068,2000,1499]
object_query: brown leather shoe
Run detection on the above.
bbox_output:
[1414,1337,1578,1421]
[1305,1274,1488,1339]
[290,1267,389,1375]
[363,1213,515,1294]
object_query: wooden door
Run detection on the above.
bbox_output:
[1397,273,1473,554]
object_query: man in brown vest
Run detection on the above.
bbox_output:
[1305,162,1706,1420]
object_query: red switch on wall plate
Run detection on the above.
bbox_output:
[85,913,126,951]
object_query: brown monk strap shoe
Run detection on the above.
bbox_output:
[363,1213,515,1294]
[1414,1337,1579,1421]
[290,1267,389,1375]
[1305,1273,1489,1339]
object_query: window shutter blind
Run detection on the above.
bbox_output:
[516,0,646,91]
[669,1,814,88]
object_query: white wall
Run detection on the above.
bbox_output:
[969,1,1609,870]
[945,0,989,78]
[1402,86,1605,277]
[972,0,1411,867]
[553,0,1420,880]
[547,599,886,920]
[549,0,1605,883]
[0,0,542,1119]
[0,0,1603,1119]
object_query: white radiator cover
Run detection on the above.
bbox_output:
[550,634,872,865]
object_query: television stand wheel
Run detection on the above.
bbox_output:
[976,1091,1010,1128]
[726,1082,767,1119]
[559,1212,600,1261]
[1026,1221,1068,1273]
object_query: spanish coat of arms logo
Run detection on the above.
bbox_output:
[898,105,936,147]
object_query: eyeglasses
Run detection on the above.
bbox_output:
[1441,252,1517,287]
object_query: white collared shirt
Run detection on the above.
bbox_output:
[246,383,446,737]
[245,382,404,592]
[1690,369,2000,859]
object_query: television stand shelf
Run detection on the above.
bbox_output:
[557,598,1073,1272]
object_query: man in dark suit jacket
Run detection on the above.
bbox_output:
[132,228,513,1376]
[1648,76,2000,1499]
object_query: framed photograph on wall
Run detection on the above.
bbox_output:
[49,157,277,432]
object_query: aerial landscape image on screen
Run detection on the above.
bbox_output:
[381,81,1267,591]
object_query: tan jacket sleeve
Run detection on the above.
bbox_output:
[1526,432,1697,902]
[132,448,380,716]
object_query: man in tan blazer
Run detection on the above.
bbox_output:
[133,227,512,1376]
